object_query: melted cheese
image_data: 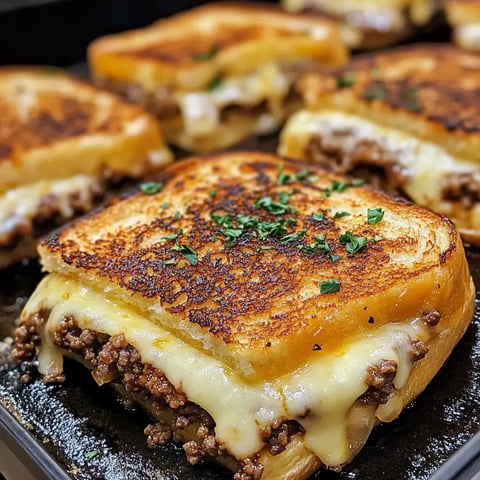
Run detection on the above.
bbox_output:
[176,64,290,137]
[24,273,432,466]
[456,23,480,51]
[280,109,480,214]
[0,175,98,244]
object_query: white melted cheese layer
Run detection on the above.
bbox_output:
[281,110,480,207]
[0,175,98,244]
[176,64,290,137]
[456,23,480,50]
[25,273,431,466]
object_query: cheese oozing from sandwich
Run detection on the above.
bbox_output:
[14,152,475,478]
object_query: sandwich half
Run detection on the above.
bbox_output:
[446,0,480,50]
[282,0,444,50]
[88,3,347,152]
[280,44,480,243]
[0,67,172,268]
[12,151,474,479]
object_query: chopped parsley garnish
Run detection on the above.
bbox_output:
[308,175,319,182]
[312,213,325,222]
[334,211,351,219]
[160,202,170,209]
[207,72,224,91]
[255,193,296,215]
[324,179,352,197]
[140,181,162,195]
[339,231,368,255]
[164,258,177,266]
[363,85,387,101]
[162,233,179,241]
[297,234,339,262]
[172,243,198,265]
[277,164,310,185]
[351,178,365,186]
[337,73,356,89]
[85,451,100,460]
[208,189,217,198]
[320,279,341,294]
[214,296,224,303]
[281,230,306,244]
[210,212,232,228]
[258,245,274,251]
[193,46,218,61]
[367,207,385,225]
[174,210,183,220]
[374,235,383,242]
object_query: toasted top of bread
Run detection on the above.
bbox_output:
[88,3,347,91]
[0,67,171,192]
[299,44,480,162]
[39,151,467,380]
[447,0,480,24]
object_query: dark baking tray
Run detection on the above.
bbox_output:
[0,214,479,480]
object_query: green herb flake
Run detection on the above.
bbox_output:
[332,180,349,192]
[277,163,293,186]
[308,175,319,182]
[312,213,325,222]
[85,451,100,460]
[193,46,218,61]
[374,235,383,242]
[320,279,341,294]
[295,169,310,181]
[337,73,356,89]
[255,194,296,215]
[367,207,385,225]
[172,243,198,266]
[363,85,387,101]
[214,296,224,303]
[334,211,351,219]
[207,72,224,91]
[174,210,182,220]
[323,188,332,198]
[339,231,368,255]
[140,181,162,195]
[281,230,306,244]
[258,245,274,251]
[208,189,217,198]
[160,202,170,209]
[164,258,177,266]
[162,233,179,241]
[351,178,365,186]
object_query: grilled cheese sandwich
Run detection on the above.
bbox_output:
[12,151,474,479]
[88,2,347,152]
[282,0,444,49]
[0,67,172,268]
[280,44,480,243]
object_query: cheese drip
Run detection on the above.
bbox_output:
[0,175,98,243]
[176,63,290,137]
[24,273,431,466]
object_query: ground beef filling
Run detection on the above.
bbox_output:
[305,134,480,207]
[11,315,303,479]
[12,313,430,476]
[96,78,299,125]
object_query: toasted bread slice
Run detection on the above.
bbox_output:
[88,2,347,152]
[0,67,172,267]
[282,0,443,49]
[280,44,480,242]
[13,151,474,479]
[447,0,480,50]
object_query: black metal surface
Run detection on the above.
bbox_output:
[0,244,479,480]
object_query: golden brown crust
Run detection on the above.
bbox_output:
[38,151,469,381]
[299,44,480,161]
[0,66,172,192]
[88,3,347,91]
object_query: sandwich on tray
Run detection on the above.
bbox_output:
[446,0,480,50]
[281,0,443,50]
[280,44,480,243]
[0,67,172,268]
[88,2,348,152]
[13,151,474,480]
